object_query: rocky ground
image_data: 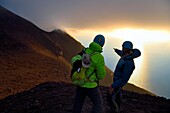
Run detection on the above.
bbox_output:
[0,82,170,113]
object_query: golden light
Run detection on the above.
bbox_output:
[108,28,170,44]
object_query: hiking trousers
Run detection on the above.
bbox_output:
[107,87,122,113]
[72,86,103,113]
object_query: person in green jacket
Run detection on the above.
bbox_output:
[71,34,106,113]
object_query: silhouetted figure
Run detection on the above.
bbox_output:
[108,41,141,113]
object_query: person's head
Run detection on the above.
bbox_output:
[122,41,133,54]
[93,34,105,47]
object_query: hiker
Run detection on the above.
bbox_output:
[71,34,106,113]
[108,41,141,113]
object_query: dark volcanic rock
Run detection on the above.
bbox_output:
[0,82,170,113]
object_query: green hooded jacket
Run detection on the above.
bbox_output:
[71,42,106,88]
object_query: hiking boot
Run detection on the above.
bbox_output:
[107,93,120,113]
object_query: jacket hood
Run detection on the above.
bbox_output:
[88,42,103,53]
[115,48,141,59]
[129,49,141,59]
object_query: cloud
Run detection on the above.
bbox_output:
[1,0,170,31]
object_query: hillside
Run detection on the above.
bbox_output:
[0,82,169,113]
[0,5,154,101]
[0,6,72,99]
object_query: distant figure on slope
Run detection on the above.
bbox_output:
[108,41,141,113]
[71,34,106,113]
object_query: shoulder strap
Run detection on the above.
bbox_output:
[86,68,96,78]
[86,69,99,84]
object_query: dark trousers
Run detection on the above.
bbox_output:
[107,87,122,113]
[114,87,122,109]
[73,86,103,113]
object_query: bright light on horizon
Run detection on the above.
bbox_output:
[66,27,170,54]
[108,28,170,43]
[66,28,170,44]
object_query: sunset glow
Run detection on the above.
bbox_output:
[108,28,170,44]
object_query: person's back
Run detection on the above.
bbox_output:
[80,41,106,88]
[72,34,106,113]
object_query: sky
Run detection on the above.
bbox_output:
[1,0,170,98]
[1,0,170,31]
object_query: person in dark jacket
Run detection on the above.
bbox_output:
[108,41,141,113]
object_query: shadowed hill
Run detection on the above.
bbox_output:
[0,6,62,57]
[0,82,169,113]
[49,29,84,61]
[0,6,71,99]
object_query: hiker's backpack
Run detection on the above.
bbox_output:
[71,49,96,86]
